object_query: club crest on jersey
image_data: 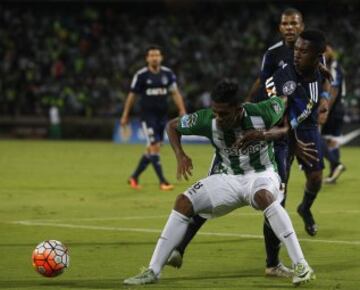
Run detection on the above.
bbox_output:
[272,102,281,114]
[161,75,168,85]
[282,81,297,95]
[181,113,198,128]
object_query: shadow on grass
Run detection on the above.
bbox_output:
[0,272,295,289]
[0,279,119,289]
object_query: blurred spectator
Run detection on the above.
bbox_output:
[0,1,359,122]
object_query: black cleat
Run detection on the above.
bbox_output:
[297,205,318,236]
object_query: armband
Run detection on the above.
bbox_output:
[320,91,330,100]
[290,118,299,129]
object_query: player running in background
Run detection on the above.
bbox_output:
[120,45,186,191]
[247,7,304,103]
[123,79,315,286]
[320,44,346,184]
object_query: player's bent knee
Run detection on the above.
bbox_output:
[148,143,161,154]
[174,194,194,217]
[254,189,276,211]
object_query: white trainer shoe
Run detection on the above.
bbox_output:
[292,263,316,286]
[265,262,294,278]
[123,268,158,285]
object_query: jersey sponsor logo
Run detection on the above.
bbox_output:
[180,113,198,128]
[146,79,152,84]
[240,142,267,154]
[222,142,266,156]
[282,80,297,96]
[146,88,168,96]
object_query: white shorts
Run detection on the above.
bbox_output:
[183,169,282,219]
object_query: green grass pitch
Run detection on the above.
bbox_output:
[0,140,359,290]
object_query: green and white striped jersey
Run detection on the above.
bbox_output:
[177,97,285,175]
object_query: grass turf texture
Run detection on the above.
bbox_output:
[0,140,359,290]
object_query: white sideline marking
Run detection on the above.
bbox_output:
[12,220,360,246]
[14,209,360,223]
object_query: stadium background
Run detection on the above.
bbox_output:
[1,2,360,289]
[0,0,359,142]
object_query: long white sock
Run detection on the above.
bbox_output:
[264,201,306,266]
[149,210,190,275]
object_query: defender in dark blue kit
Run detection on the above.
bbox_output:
[246,9,306,277]
[321,45,346,184]
[267,30,328,237]
[121,45,186,191]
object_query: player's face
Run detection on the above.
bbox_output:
[294,37,318,73]
[146,49,163,69]
[279,14,304,45]
[212,101,241,129]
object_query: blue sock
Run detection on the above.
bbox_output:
[149,154,166,183]
[132,154,150,179]
[301,189,318,210]
[329,148,340,172]
[332,148,340,164]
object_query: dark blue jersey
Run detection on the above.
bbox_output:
[130,66,177,116]
[328,60,346,117]
[260,41,293,85]
[254,41,293,103]
[266,63,325,129]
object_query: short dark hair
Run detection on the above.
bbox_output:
[211,79,240,105]
[282,7,303,21]
[299,30,326,54]
[145,45,163,55]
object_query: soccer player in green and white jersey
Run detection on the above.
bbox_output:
[123,79,314,286]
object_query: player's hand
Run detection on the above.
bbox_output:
[176,153,193,181]
[120,115,129,127]
[294,139,319,168]
[234,129,265,149]
[318,110,328,125]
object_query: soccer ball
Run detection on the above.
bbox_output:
[32,240,70,277]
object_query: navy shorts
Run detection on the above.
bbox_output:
[141,115,167,145]
[274,140,290,183]
[289,128,324,172]
[322,115,343,137]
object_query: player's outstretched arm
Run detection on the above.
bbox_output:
[234,118,290,149]
[171,88,187,116]
[166,118,193,181]
[120,92,137,127]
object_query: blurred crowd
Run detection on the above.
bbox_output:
[1,1,359,122]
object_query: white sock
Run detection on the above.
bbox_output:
[264,201,307,266]
[149,210,190,275]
